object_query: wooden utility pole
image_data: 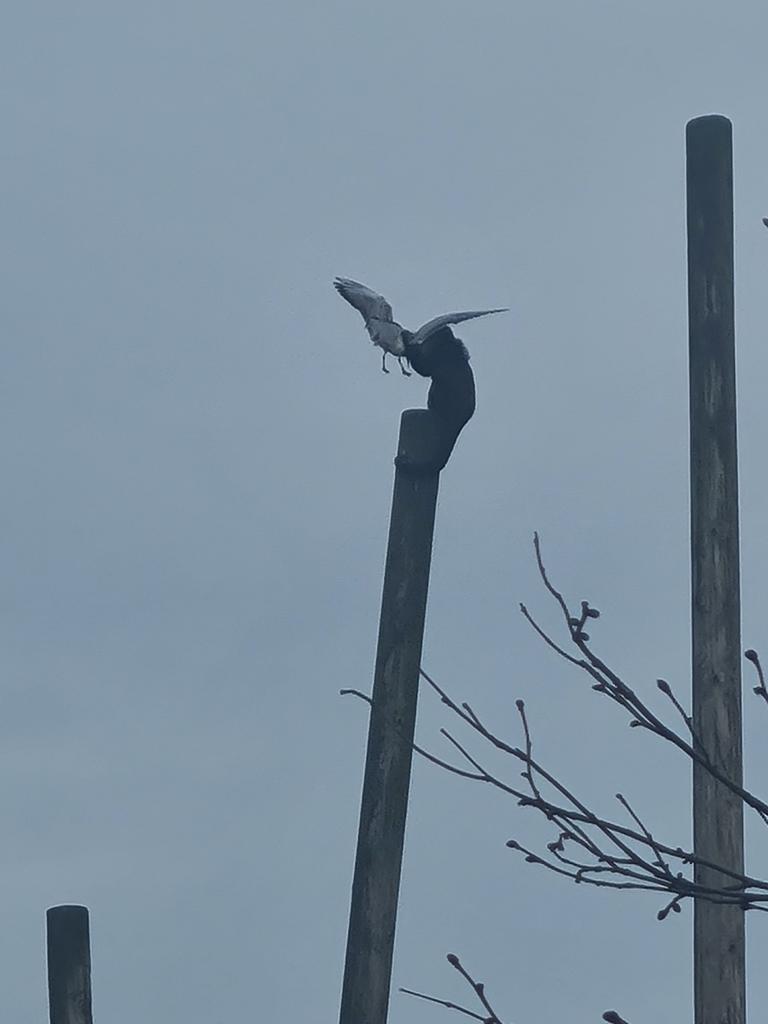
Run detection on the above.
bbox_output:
[46,905,94,1024]
[687,114,745,1024]
[339,410,442,1024]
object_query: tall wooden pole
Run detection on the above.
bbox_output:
[339,410,442,1024]
[46,905,94,1024]
[687,114,745,1024]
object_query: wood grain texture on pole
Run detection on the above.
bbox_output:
[687,114,745,1024]
[339,410,442,1024]
[47,905,93,1024]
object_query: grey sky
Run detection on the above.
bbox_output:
[4,1,768,1020]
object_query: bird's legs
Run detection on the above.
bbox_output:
[379,351,411,375]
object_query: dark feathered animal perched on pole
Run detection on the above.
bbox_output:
[398,325,476,473]
[333,277,506,471]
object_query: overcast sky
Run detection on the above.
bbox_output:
[4,2,768,1021]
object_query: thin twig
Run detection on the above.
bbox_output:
[402,953,505,1024]
[746,649,768,706]
[399,987,487,1021]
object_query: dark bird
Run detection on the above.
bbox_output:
[397,324,478,473]
[333,276,506,375]
[763,217,768,228]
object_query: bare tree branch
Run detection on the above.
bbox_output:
[523,535,768,824]
[419,670,768,914]
[404,538,768,917]
[402,953,633,1023]
[402,954,505,1023]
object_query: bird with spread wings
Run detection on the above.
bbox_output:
[333,277,507,374]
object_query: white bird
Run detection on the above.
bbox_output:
[333,277,507,375]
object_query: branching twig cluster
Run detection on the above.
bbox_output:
[405,535,768,918]
[521,535,768,825]
[401,953,631,1024]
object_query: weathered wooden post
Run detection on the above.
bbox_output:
[686,114,745,1024]
[46,904,94,1024]
[339,410,442,1024]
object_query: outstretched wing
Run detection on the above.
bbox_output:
[333,277,394,324]
[410,308,508,346]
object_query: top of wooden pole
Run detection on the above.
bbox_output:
[394,408,449,475]
[47,905,93,1024]
[688,113,731,127]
